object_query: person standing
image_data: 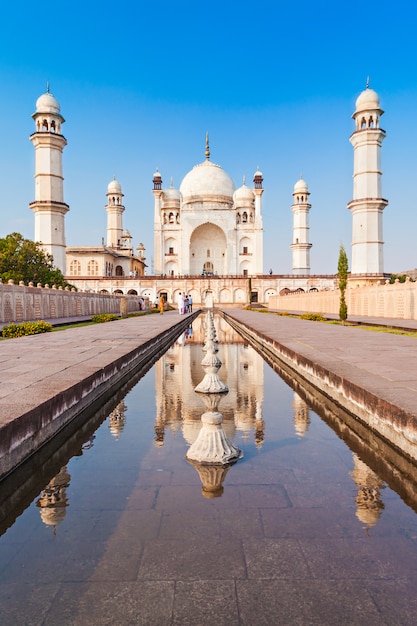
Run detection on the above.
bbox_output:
[178,292,184,314]
[158,295,165,314]
[188,294,193,312]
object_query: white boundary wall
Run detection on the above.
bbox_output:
[268,279,417,320]
[0,281,144,324]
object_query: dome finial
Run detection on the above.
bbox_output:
[205,132,210,160]
[366,76,370,89]
[46,81,50,94]
[243,175,246,185]
[170,176,173,188]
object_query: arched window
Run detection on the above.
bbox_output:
[369,116,374,128]
[87,260,99,276]
[242,212,248,223]
[50,120,56,133]
[42,119,48,131]
[115,265,124,276]
[169,212,174,223]
[69,260,81,276]
[361,117,366,129]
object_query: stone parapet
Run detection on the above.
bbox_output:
[0,282,145,324]
[268,279,417,320]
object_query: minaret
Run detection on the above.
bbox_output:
[29,87,69,274]
[253,167,264,217]
[105,178,125,248]
[290,176,312,274]
[152,169,163,275]
[252,168,264,274]
[347,83,388,276]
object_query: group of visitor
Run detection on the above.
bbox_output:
[155,293,193,315]
[177,292,193,314]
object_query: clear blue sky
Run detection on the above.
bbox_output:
[0,0,416,274]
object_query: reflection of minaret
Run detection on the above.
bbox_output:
[108,400,127,440]
[350,453,385,532]
[254,398,265,449]
[293,392,310,438]
[36,465,71,533]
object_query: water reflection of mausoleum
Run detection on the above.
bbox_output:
[154,315,265,448]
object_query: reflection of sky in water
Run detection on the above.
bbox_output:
[2,314,417,623]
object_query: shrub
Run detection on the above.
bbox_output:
[92,314,120,323]
[2,320,53,338]
[300,313,326,322]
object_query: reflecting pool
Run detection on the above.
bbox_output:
[1,314,417,625]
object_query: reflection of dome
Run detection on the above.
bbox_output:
[36,91,61,114]
[180,161,235,203]
[107,178,122,194]
[40,506,67,527]
[182,418,202,445]
[355,87,380,111]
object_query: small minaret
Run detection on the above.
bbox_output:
[290,176,312,274]
[347,83,388,276]
[29,87,69,274]
[152,169,163,275]
[253,167,264,217]
[105,178,125,248]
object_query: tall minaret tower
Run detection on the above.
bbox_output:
[29,87,69,274]
[152,169,163,275]
[290,177,312,274]
[347,84,388,276]
[105,178,125,248]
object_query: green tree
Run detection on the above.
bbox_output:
[0,232,73,288]
[338,244,348,323]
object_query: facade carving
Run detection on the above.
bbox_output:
[153,137,263,277]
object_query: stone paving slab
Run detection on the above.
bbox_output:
[226,308,417,414]
[223,309,417,462]
[0,311,197,478]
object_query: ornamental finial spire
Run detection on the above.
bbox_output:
[205,132,210,160]
[46,81,50,94]
[366,76,370,89]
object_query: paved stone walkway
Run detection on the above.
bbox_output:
[0,310,197,478]
[225,308,417,424]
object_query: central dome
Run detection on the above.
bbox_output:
[180,160,235,203]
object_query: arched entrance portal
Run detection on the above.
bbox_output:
[190,223,226,276]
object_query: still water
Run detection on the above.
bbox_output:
[1,314,417,625]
